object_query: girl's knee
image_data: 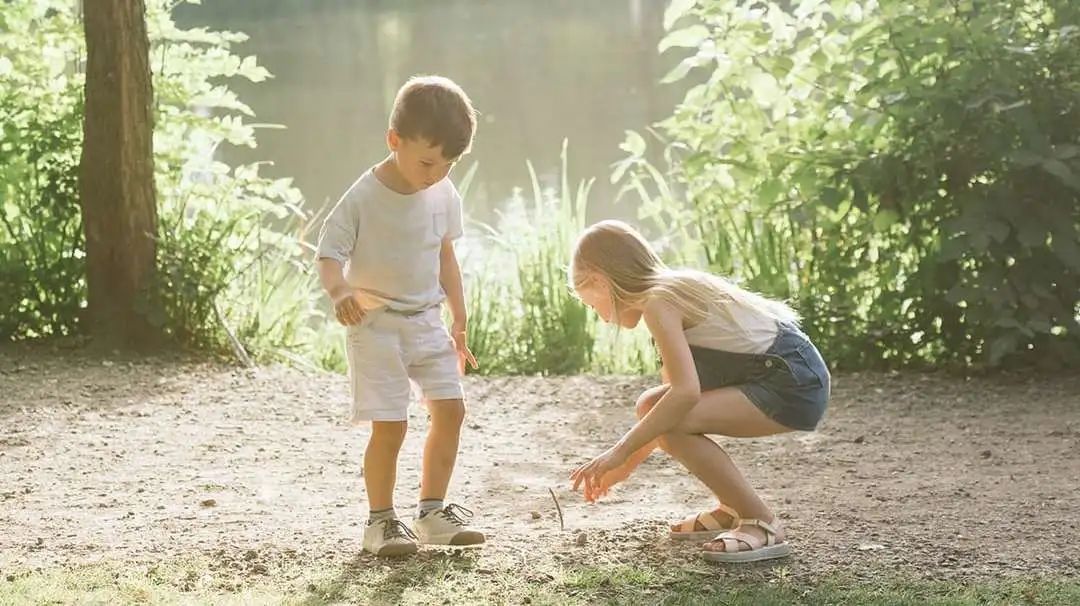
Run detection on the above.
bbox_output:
[635,385,669,419]
[657,429,698,452]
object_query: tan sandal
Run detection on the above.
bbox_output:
[701,518,791,563]
[669,503,738,541]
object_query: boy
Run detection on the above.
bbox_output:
[316,75,482,557]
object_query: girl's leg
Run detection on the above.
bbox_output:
[589,385,668,500]
[650,387,793,550]
[366,420,409,511]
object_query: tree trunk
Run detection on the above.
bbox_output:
[79,0,159,348]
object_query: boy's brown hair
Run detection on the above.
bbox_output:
[390,75,476,160]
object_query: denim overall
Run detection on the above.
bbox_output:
[685,322,830,431]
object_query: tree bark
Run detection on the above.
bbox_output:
[79,0,159,348]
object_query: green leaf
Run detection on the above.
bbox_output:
[988,333,1020,365]
[610,158,633,185]
[1041,158,1080,191]
[987,220,1009,243]
[873,209,899,231]
[770,56,795,78]
[748,72,781,105]
[970,231,990,252]
[1016,221,1046,248]
[758,179,784,204]
[1050,225,1080,270]
[620,130,647,157]
[659,25,710,52]
[664,0,697,30]
[661,55,704,84]
[820,187,843,210]
[1008,149,1042,167]
[1054,144,1080,160]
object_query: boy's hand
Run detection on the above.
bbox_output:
[451,322,478,375]
[333,290,366,326]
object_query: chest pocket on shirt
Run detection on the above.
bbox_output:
[432,211,447,240]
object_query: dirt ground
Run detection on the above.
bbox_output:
[2,342,1079,583]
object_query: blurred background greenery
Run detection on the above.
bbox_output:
[2,0,1078,374]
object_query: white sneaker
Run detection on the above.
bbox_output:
[412,504,485,546]
[363,518,419,557]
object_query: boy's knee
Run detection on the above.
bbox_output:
[370,420,408,446]
[428,398,466,427]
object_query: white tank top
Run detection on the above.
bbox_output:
[682,302,778,355]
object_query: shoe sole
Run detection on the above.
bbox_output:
[420,530,486,546]
[702,543,791,563]
[369,543,419,557]
[669,529,729,541]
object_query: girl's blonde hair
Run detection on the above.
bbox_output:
[570,220,799,328]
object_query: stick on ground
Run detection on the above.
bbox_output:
[548,488,565,531]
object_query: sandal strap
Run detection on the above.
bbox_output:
[737,518,779,544]
[677,503,740,532]
[705,518,783,552]
[712,529,765,551]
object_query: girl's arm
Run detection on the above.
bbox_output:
[611,298,701,458]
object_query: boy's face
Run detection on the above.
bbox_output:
[388,130,456,191]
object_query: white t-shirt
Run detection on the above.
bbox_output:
[315,168,464,313]
[683,301,779,355]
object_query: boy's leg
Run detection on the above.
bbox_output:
[366,420,409,511]
[419,398,465,505]
[346,313,417,556]
[361,420,419,557]
[404,310,482,545]
[411,397,483,545]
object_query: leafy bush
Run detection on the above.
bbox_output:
[616,0,1080,369]
[1,0,324,365]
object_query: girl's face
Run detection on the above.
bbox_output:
[576,274,642,328]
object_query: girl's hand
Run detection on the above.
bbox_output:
[570,446,627,499]
[585,464,633,503]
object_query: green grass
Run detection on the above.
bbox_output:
[3,554,1077,606]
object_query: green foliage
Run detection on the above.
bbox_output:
[4,555,1080,605]
[617,0,1080,369]
[460,142,655,375]
[0,2,86,340]
[1,0,325,364]
[146,1,322,362]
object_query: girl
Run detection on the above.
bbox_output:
[568,220,830,563]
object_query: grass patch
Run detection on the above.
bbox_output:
[3,553,1077,606]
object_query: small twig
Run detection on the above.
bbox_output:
[213,300,253,368]
[548,487,565,531]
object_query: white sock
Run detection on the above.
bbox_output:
[368,507,396,526]
[417,499,444,518]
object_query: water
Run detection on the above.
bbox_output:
[174,0,687,224]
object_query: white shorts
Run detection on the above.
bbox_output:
[344,307,464,423]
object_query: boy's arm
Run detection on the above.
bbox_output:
[438,238,467,334]
[317,258,348,298]
[318,258,364,325]
[439,238,478,373]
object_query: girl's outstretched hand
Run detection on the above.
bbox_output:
[570,446,626,501]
